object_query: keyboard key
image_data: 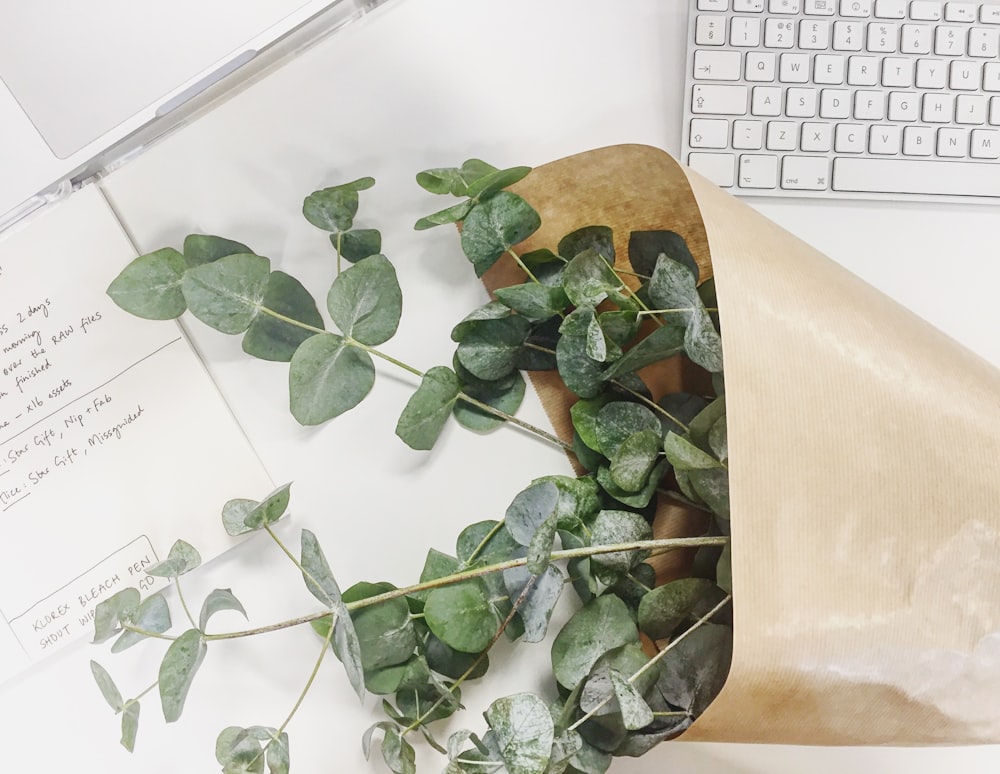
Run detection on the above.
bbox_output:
[835,122,867,151]
[692,84,750,114]
[970,128,1000,157]
[769,0,802,12]
[949,60,981,90]
[944,3,976,22]
[866,22,899,51]
[688,153,736,186]
[848,55,880,84]
[814,53,847,82]
[733,0,765,9]
[698,0,730,8]
[902,125,935,154]
[833,157,1000,195]
[752,85,783,115]
[738,154,780,187]
[800,19,833,48]
[922,92,954,121]
[745,51,777,80]
[839,0,873,17]
[881,57,915,86]
[854,89,886,118]
[786,86,820,116]
[901,23,933,53]
[781,155,832,189]
[915,58,947,87]
[820,88,852,117]
[805,0,836,14]
[801,121,834,149]
[936,126,968,156]
[873,0,906,18]
[833,20,864,49]
[888,90,920,120]
[982,7,1000,23]
[696,15,727,45]
[910,1,943,21]
[767,120,800,149]
[955,93,988,123]
[991,96,1000,124]
[986,63,1000,91]
[733,119,765,148]
[969,28,1000,57]
[934,25,967,54]
[868,123,902,152]
[690,118,732,147]
[779,52,811,82]
[693,49,743,80]
[764,18,797,46]
[731,17,762,45]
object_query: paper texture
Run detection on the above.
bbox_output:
[501,145,1000,744]
[0,186,272,683]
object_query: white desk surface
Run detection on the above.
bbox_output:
[3,0,999,772]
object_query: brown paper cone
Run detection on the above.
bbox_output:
[493,144,1000,745]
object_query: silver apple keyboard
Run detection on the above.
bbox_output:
[682,0,1000,203]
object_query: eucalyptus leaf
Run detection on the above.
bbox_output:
[600,323,685,382]
[380,725,416,774]
[501,564,564,643]
[288,333,375,425]
[342,581,417,672]
[145,539,202,578]
[242,481,293,531]
[456,520,521,566]
[504,481,560,546]
[158,628,207,723]
[551,595,638,690]
[396,682,461,725]
[326,254,402,346]
[708,413,728,462]
[216,727,265,774]
[526,515,559,575]
[414,200,475,231]
[242,271,324,362]
[637,578,719,640]
[455,315,531,381]
[111,592,171,652]
[198,588,248,632]
[569,396,610,453]
[689,467,731,520]
[609,430,662,492]
[663,432,722,471]
[452,369,525,433]
[555,310,605,398]
[589,510,653,579]
[562,248,623,308]
[716,542,733,594]
[627,230,699,279]
[451,301,512,341]
[647,254,722,372]
[107,247,187,319]
[464,165,533,200]
[335,228,382,263]
[266,733,290,774]
[90,660,123,712]
[484,693,554,774]
[395,366,461,450]
[120,700,140,753]
[412,548,461,605]
[92,588,140,644]
[302,177,375,232]
[492,283,568,321]
[183,234,254,268]
[425,635,488,682]
[424,582,497,654]
[585,314,609,363]
[460,191,541,277]
[365,654,433,695]
[595,402,661,460]
[558,225,614,262]
[182,253,270,334]
[532,474,602,529]
[596,460,666,510]
[655,623,733,717]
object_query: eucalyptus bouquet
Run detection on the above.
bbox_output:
[91,150,732,774]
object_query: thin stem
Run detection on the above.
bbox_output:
[507,248,540,285]
[204,536,728,642]
[567,593,732,731]
[351,339,425,379]
[265,524,338,609]
[121,680,159,711]
[456,392,573,452]
[610,381,689,434]
[258,307,326,337]
[459,519,507,568]
[121,623,177,641]
[335,231,343,276]
[174,577,198,630]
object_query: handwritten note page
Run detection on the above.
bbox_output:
[0,186,272,682]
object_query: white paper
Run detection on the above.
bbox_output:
[0,186,272,681]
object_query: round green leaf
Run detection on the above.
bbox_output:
[302,177,375,232]
[342,582,417,672]
[493,283,569,322]
[595,402,661,459]
[181,252,270,334]
[637,578,719,640]
[627,230,698,279]
[145,539,202,578]
[452,370,526,433]
[558,225,614,262]
[551,595,638,690]
[159,628,207,723]
[460,191,541,277]
[326,254,402,346]
[288,333,375,425]
[464,165,532,200]
[424,582,497,653]
[90,660,123,712]
[182,234,253,268]
[589,509,653,578]
[335,228,382,263]
[242,271,324,362]
[455,315,531,381]
[394,366,461,451]
[504,481,561,546]
[106,247,187,320]
[609,430,662,492]
[414,199,474,231]
[484,693,554,774]
[601,324,685,382]
[198,588,248,632]
[112,592,172,652]
[562,248,623,308]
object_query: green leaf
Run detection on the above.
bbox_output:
[120,700,140,752]
[526,516,559,575]
[558,226,614,263]
[455,315,531,381]
[600,324,685,382]
[364,654,432,695]
[585,314,608,363]
[460,191,541,277]
[647,254,722,372]
[655,623,733,717]
[198,588,248,632]
[342,581,416,672]
[300,529,365,700]
[216,727,265,773]
[90,660,123,711]
[145,539,202,577]
[579,660,653,730]
[451,301,512,341]
[452,370,526,433]
[570,396,610,453]
[242,271,324,362]
[464,165,532,200]
[396,682,462,725]
[484,693,554,774]
[717,542,733,594]
[183,234,254,268]
[663,432,722,470]
[689,467,731,520]
[504,481,561,546]
[288,333,375,425]
[709,413,728,463]
[414,200,475,231]
[551,595,638,690]
[456,521,521,566]
[425,636,488,682]
[159,628,207,723]
[111,592,171,652]
[502,564,564,643]
[595,402,661,459]
[380,725,416,774]
[416,166,468,196]
[335,228,382,263]
[555,311,605,399]
[182,253,270,334]
[596,460,667,510]
[92,588,140,644]
[394,366,461,450]
[424,582,497,653]
[685,306,724,373]
[242,481,293,531]
[107,247,187,319]
[637,578,720,640]
[534,475,602,529]
[326,253,402,345]
[492,283,568,322]
[589,510,653,579]
[609,430,661,492]
[266,733,290,774]
[627,230,699,279]
[458,159,501,188]
[302,177,375,232]
[562,248,623,308]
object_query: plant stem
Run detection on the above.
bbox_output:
[174,577,198,630]
[507,248,540,285]
[265,524,340,609]
[335,231,343,276]
[456,392,573,452]
[202,536,728,642]
[460,519,507,568]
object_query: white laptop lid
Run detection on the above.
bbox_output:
[0,0,369,231]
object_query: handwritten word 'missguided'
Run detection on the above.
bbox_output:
[86,406,145,447]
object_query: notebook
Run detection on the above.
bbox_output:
[0,0,386,233]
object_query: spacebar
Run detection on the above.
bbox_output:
[833,158,1000,198]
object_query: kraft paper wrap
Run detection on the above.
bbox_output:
[484,144,1000,745]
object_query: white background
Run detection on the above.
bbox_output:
[2,0,999,772]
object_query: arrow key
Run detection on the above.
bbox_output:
[690,118,730,148]
[693,50,743,80]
